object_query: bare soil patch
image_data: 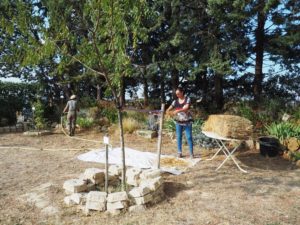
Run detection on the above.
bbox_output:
[0,131,299,225]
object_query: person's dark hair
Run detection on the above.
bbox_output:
[176,86,185,94]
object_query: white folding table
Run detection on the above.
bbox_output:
[202,131,248,173]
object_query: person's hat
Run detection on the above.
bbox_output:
[70,95,76,100]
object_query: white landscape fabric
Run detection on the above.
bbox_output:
[78,147,157,169]
[77,147,200,175]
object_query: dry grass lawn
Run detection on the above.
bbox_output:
[0,130,299,225]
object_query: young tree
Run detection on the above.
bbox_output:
[40,0,147,190]
[1,0,147,190]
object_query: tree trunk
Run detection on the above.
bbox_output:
[96,84,101,100]
[195,69,208,104]
[214,74,223,110]
[171,69,179,99]
[160,77,165,104]
[202,71,209,106]
[253,1,266,102]
[117,108,126,191]
[102,71,126,191]
[119,75,126,107]
[141,66,149,107]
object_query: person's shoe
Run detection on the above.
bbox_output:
[177,153,183,158]
[190,154,194,159]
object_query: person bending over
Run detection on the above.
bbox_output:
[166,87,194,158]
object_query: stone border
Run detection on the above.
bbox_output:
[23,130,52,136]
[63,166,165,215]
[0,123,29,133]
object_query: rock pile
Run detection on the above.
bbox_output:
[63,165,165,215]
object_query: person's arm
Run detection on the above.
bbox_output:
[174,103,190,114]
[166,105,174,113]
[76,101,80,112]
[63,102,69,113]
[166,100,176,115]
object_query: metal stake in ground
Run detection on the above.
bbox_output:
[103,134,110,194]
[156,103,165,169]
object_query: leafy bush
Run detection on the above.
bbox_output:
[88,106,102,120]
[77,117,94,129]
[33,100,48,130]
[163,117,216,148]
[291,151,300,161]
[124,111,147,123]
[192,118,217,149]
[265,122,300,143]
[44,104,60,123]
[78,95,97,108]
[193,132,218,149]
[192,118,204,134]
[237,102,256,122]
[102,107,118,124]
[164,117,204,134]
[122,117,140,133]
[261,98,284,120]
[236,100,285,131]
[291,107,300,121]
[163,118,176,133]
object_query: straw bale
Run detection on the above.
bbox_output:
[202,115,253,139]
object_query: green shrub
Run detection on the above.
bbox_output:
[192,118,204,134]
[77,117,94,129]
[265,122,300,143]
[262,98,284,120]
[291,107,300,121]
[237,102,256,122]
[33,100,48,130]
[102,107,118,124]
[78,95,98,108]
[163,118,176,133]
[163,117,204,134]
[291,151,300,161]
[44,104,60,123]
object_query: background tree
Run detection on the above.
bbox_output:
[1,0,299,123]
[0,82,37,125]
[239,0,300,102]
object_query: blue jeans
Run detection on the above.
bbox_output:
[175,123,193,155]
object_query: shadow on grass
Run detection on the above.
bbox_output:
[163,181,189,198]
[203,147,297,171]
[237,152,297,171]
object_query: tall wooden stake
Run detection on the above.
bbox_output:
[104,134,109,194]
[156,103,165,169]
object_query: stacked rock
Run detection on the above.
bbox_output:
[126,168,165,210]
[85,191,107,211]
[63,166,165,215]
[63,179,88,195]
[126,168,142,186]
[107,192,129,215]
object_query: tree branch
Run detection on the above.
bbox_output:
[54,42,106,78]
